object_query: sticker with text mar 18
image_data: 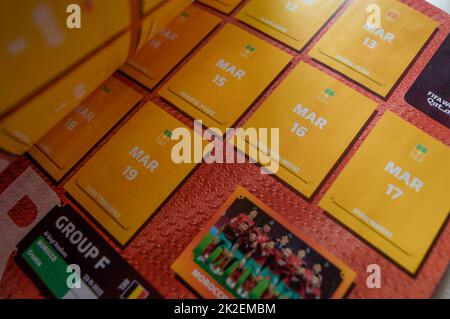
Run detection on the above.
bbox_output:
[65,102,197,246]
[159,23,292,131]
[15,205,161,299]
[28,76,142,181]
[172,187,355,299]
[319,111,450,274]
[236,0,344,51]
[122,5,221,89]
[309,0,437,97]
[197,0,242,14]
[405,34,450,128]
[240,62,377,198]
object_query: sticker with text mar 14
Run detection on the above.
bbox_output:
[122,5,221,89]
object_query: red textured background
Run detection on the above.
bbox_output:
[1,0,449,299]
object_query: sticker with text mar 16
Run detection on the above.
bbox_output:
[28,76,142,181]
[309,0,437,97]
[240,62,377,198]
[405,34,450,128]
[172,187,355,299]
[65,102,197,246]
[122,5,221,89]
[197,0,242,14]
[159,23,292,131]
[15,205,161,299]
[236,0,344,51]
[319,111,450,274]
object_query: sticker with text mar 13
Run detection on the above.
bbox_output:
[197,0,242,14]
[236,0,344,51]
[122,5,221,89]
[172,186,355,299]
[405,34,450,128]
[15,205,161,299]
[65,102,197,246]
[319,111,450,274]
[240,62,377,198]
[309,0,437,97]
[28,76,142,181]
[159,23,292,131]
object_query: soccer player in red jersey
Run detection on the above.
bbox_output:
[210,221,250,275]
[305,263,323,299]
[237,240,276,298]
[285,265,308,298]
[255,223,272,245]
[198,209,257,263]
[230,208,258,229]
[226,230,259,288]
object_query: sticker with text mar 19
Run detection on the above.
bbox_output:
[159,23,292,131]
[28,76,142,181]
[405,34,450,128]
[240,62,377,198]
[65,102,197,246]
[172,187,355,299]
[197,0,242,14]
[236,0,344,51]
[309,0,437,97]
[15,205,161,299]
[122,5,221,89]
[319,111,450,274]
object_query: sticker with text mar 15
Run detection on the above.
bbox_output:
[319,111,450,274]
[65,102,197,246]
[15,205,161,299]
[122,5,221,89]
[309,0,437,97]
[172,187,355,299]
[236,0,344,51]
[28,76,142,181]
[197,0,242,14]
[159,23,292,131]
[239,62,377,198]
[405,34,450,128]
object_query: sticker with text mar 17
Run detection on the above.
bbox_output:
[28,76,142,181]
[239,62,377,198]
[172,187,355,299]
[159,23,292,131]
[319,111,450,274]
[405,34,450,128]
[15,205,161,299]
[309,0,437,97]
[65,102,197,246]
[236,0,344,51]
[122,5,221,89]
